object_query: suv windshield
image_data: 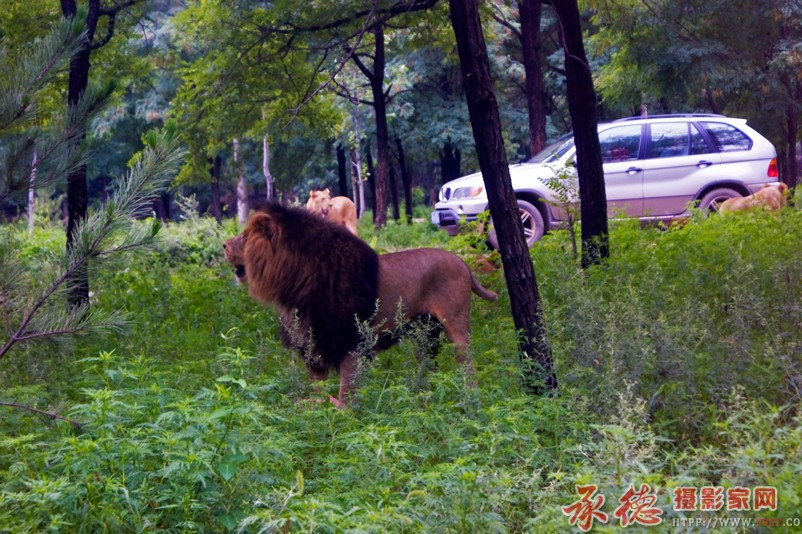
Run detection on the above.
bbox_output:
[527,135,574,163]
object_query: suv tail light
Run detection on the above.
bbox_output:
[768,158,778,178]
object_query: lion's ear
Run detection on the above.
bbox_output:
[323,188,330,195]
[247,211,280,242]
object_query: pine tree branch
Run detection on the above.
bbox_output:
[0,261,86,361]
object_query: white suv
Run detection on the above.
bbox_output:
[431,114,779,246]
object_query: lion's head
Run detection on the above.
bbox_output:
[306,189,333,217]
[224,204,380,372]
[223,234,247,283]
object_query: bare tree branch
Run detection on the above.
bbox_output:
[0,401,83,430]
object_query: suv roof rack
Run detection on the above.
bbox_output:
[612,113,726,122]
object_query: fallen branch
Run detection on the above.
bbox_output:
[0,401,83,431]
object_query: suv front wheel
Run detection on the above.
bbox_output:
[487,199,545,249]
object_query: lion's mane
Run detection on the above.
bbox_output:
[242,204,379,371]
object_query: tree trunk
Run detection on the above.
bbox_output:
[785,107,798,189]
[337,144,349,197]
[440,141,462,184]
[28,151,37,237]
[389,165,400,221]
[396,137,413,224]
[351,106,365,218]
[234,138,248,226]
[448,0,557,394]
[352,25,390,227]
[366,143,377,222]
[158,191,171,220]
[263,132,274,201]
[518,0,547,156]
[552,0,609,269]
[369,25,389,228]
[208,155,223,222]
[61,0,100,308]
[350,147,365,219]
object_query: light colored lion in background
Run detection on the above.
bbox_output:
[306,188,359,236]
[719,183,788,212]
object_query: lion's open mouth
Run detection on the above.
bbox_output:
[235,265,246,278]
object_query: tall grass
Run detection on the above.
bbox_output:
[1,208,800,531]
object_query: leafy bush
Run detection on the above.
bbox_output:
[535,208,802,438]
[2,207,801,531]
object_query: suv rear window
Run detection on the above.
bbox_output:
[649,122,714,158]
[701,122,753,152]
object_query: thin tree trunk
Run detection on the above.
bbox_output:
[396,137,413,224]
[351,106,365,218]
[337,144,349,197]
[786,107,798,189]
[28,151,37,237]
[234,138,248,226]
[263,132,274,201]
[440,142,461,184]
[370,25,388,228]
[518,0,547,156]
[209,155,223,222]
[389,164,400,221]
[352,25,389,228]
[449,0,556,393]
[366,143,376,222]
[159,191,171,220]
[552,0,609,269]
[350,147,365,219]
[62,0,99,308]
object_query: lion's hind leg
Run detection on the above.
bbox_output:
[429,295,474,368]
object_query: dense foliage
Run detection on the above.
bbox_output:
[2,1,802,531]
[2,208,801,531]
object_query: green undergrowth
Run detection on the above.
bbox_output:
[1,209,801,532]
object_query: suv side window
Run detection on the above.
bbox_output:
[599,125,641,163]
[690,123,713,155]
[649,122,714,158]
[701,122,753,152]
[650,123,690,158]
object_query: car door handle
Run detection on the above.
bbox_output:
[696,160,714,168]
[626,167,642,175]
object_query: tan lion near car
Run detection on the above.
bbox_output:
[719,183,788,212]
[223,204,497,407]
[306,188,359,236]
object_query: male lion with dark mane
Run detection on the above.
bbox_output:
[223,204,496,407]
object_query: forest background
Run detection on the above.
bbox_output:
[2,1,802,532]
[2,0,801,223]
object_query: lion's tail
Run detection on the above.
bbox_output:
[470,272,498,301]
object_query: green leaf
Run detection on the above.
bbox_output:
[217,462,237,481]
[209,407,231,420]
[216,375,247,389]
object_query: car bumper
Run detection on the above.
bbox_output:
[431,199,488,228]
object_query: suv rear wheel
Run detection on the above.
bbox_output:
[487,199,545,249]
[698,187,742,212]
